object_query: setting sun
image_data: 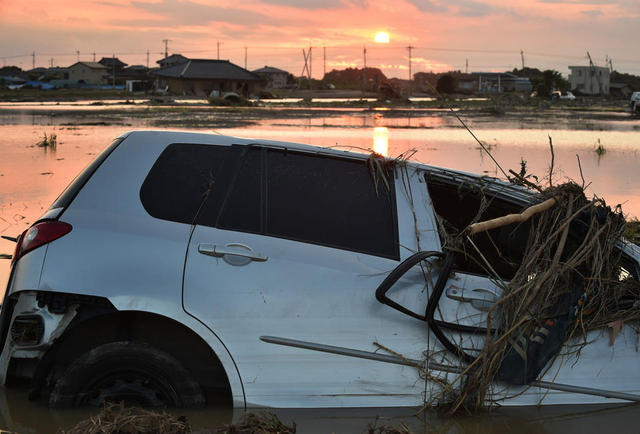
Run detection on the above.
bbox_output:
[374,32,390,43]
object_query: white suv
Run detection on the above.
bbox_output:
[2,130,640,409]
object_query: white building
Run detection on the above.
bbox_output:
[568,66,610,95]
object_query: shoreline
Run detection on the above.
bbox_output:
[0,97,637,132]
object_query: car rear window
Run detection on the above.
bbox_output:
[140,143,241,225]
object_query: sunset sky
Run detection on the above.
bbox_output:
[1,0,638,78]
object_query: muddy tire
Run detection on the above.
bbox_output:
[49,341,205,408]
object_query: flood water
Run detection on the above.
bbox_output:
[1,102,640,432]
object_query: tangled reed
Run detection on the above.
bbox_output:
[447,182,640,412]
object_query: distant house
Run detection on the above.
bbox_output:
[68,62,108,85]
[27,66,69,81]
[152,59,263,97]
[569,66,610,95]
[98,57,129,85]
[99,57,128,71]
[610,82,633,98]
[156,54,189,69]
[458,72,532,93]
[253,66,289,89]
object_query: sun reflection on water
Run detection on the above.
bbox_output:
[372,127,389,156]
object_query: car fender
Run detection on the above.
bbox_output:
[107,295,246,408]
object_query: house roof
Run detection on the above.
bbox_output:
[69,62,107,70]
[569,65,609,71]
[253,66,289,74]
[157,54,189,66]
[152,59,261,81]
[99,57,128,68]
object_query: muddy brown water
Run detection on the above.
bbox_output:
[1,103,640,432]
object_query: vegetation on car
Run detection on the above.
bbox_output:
[394,139,640,413]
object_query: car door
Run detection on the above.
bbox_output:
[182,145,441,408]
[371,170,531,402]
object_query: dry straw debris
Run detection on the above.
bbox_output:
[370,140,640,413]
[62,405,296,434]
[62,401,190,434]
[450,181,639,412]
[207,412,296,434]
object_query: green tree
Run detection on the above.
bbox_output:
[530,70,569,97]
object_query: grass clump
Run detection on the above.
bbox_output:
[594,138,606,155]
[36,131,57,150]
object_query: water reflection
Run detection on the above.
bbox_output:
[0,383,639,434]
[2,115,640,303]
[2,112,640,431]
[373,127,389,156]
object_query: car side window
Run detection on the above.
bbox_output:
[205,146,399,259]
[264,149,398,259]
[425,174,526,279]
[140,143,241,225]
[215,147,263,234]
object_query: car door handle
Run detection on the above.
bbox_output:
[198,243,268,263]
[445,287,499,311]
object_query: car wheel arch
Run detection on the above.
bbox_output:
[30,309,235,407]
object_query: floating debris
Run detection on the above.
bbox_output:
[208,412,296,434]
[62,402,189,434]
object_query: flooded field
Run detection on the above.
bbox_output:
[1,103,640,432]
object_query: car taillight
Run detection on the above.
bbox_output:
[11,221,72,266]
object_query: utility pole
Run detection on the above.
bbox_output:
[323,46,327,78]
[465,58,468,74]
[32,51,35,69]
[520,50,525,70]
[162,39,169,59]
[93,52,96,62]
[76,50,80,62]
[112,54,116,88]
[309,46,312,90]
[217,41,222,60]
[50,58,54,68]
[146,50,149,68]
[606,55,613,73]
[244,46,247,69]
[362,46,367,95]
[587,51,603,95]
[407,46,413,97]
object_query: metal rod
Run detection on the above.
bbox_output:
[531,380,640,402]
[260,335,640,403]
[260,335,422,367]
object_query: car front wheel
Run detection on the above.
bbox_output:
[49,341,205,408]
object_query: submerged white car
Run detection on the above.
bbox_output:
[2,130,640,409]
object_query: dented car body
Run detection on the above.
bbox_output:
[2,130,640,409]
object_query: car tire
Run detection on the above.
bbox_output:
[49,341,205,408]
